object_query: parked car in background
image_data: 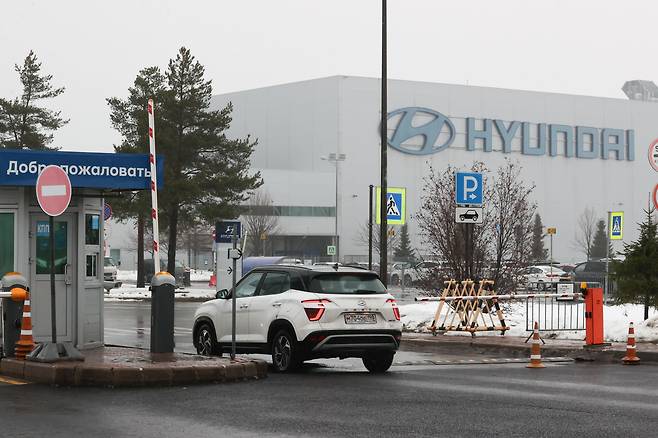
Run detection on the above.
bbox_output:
[103,256,122,292]
[519,265,571,290]
[143,259,190,287]
[572,260,607,286]
[390,260,445,286]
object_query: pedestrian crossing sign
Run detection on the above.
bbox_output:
[610,211,623,240]
[376,187,406,225]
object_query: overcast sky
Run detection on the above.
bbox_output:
[1,0,654,152]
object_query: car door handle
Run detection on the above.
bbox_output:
[239,304,249,309]
[272,302,282,307]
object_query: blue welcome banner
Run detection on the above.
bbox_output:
[0,149,164,190]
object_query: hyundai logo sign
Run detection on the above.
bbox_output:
[387,107,455,155]
[386,106,635,161]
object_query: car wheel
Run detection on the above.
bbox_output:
[391,274,400,286]
[272,329,300,372]
[537,281,546,291]
[196,323,221,356]
[404,274,413,285]
[362,352,395,373]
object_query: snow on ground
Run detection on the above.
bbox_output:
[105,283,214,301]
[399,301,658,342]
[116,269,213,282]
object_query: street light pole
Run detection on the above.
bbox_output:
[322,153,346,263]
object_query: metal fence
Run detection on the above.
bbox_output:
[525,295,585,332]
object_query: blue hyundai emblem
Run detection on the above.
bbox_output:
[386,107,455,155]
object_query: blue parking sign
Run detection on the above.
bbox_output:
[456,172,483,205]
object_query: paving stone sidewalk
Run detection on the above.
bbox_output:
[0,346,267,387]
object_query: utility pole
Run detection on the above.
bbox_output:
[380,0,388,285]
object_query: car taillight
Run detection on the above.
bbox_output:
[387,298,400,321]
[302,299,331,321]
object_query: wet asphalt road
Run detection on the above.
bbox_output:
[103,300,507,368]
[2,300,657,436]
[1,361,658,437]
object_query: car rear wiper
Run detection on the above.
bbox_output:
[354,289,380,294]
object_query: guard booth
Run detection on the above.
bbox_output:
[0,149,162,350]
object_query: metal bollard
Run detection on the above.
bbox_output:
[1,272,28,358]
[150,271,176,353]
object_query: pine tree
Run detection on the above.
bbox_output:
[530,214,548,261]
[590,220,612,259]
[109,47,262,275]
[394,224,415,262]
[0,51,68,149]
[612,207,658,320]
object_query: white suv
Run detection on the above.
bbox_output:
[193,266,402,373]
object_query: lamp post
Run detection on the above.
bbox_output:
[322,153,346,262]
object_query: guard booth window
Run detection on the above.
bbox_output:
[36,221,67,275]
[85,214,100,245]
[0,212,15,277]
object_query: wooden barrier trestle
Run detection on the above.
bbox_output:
[426,280,509,336]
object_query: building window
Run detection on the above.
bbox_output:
[0,212,14,278]
[86,254,98,277]
[244,205,336,217]
[85,214,100,245]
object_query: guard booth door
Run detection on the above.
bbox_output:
[29,214,76,342]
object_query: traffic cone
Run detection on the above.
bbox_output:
[14,290,35,360]
[622,322,640,365]
[526,321,545,369]
[209,274,217,287]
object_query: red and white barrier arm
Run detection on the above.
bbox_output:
[147,99,161,273]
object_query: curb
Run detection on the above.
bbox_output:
[0,357,267,387]
[401,336,658,363]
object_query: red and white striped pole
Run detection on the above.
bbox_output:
[147,98,161,274]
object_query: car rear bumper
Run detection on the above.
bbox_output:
[103,280,122,290]
[300,329,402,359]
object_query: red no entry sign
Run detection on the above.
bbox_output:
[653,184,658,211]
[36,165,72,217]
[650,139,658,172]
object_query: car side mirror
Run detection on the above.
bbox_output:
[117,261,121,267]
[216,289,230,299]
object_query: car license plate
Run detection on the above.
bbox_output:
[344,313,377,324]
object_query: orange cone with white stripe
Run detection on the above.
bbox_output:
[622,322,640,365]
[526,321,545,369]
[14,290,35,360]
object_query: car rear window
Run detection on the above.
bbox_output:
[308,274,387,294]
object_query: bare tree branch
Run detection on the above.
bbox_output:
[241,189,280,257]
[574,207,597,261]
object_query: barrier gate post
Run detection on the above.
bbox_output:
[583,283,607,346]
[150,271,175,353]
[1,272,28,357]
